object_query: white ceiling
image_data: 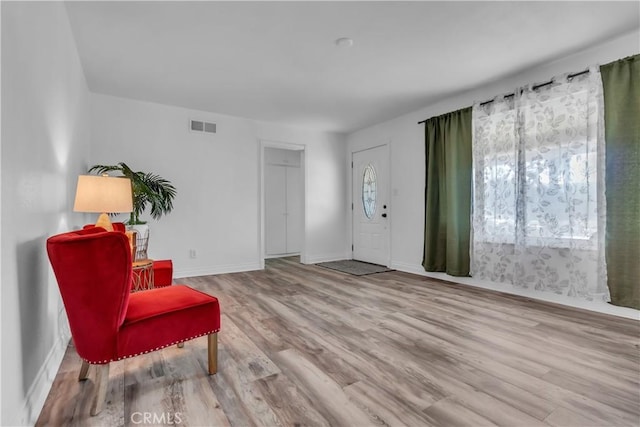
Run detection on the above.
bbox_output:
[65,1,639,134]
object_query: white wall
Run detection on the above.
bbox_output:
[256,122,349,264]
[89,94,348,277]
[347,31,640,318]
[1,2,91,425]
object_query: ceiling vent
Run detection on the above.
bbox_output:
[190,119,216,134]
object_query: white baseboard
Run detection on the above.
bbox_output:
[390,261,639,320]
[302,252,351,264]
[174,261,262,279]
[20,313,71,426]
[174,253,350,278]
[265,252,300,259]
[389,261,426,275]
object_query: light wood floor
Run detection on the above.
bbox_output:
[37,257,640,427]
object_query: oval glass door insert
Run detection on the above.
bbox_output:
[362,164,377,219]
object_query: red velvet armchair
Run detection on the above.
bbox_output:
[47,227,220,415]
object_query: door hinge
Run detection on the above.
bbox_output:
[351,202,353,210]
[352,244,354,251]
[351,161,353,168]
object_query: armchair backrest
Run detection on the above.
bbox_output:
[47,228,132,363]
[83,222,126,233]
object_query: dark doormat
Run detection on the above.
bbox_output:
[316,260,393,276]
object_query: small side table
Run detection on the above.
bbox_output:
[132,259,154,292]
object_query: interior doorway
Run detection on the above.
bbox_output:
[260,141,305,265]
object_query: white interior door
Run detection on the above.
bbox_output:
[265,164,287,255]
[264,147,303,257]
[286,166,302,253]
[352,145,389,266]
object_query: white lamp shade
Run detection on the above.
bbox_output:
[73,175,133,213]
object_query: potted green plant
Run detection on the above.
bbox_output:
[88,162,177,259]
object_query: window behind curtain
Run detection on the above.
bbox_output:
[475,89,600,247]
[473,100,517,244]
[471,68,607,299]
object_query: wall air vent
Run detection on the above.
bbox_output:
[190,119,216,134]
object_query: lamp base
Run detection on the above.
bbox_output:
[95,213,114,232]
[125,230,137,259]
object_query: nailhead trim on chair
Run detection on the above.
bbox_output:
[82,328,220,364]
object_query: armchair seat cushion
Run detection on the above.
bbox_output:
[117,285,220,361]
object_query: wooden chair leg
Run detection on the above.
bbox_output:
[78,360,90,381]
[208,333,218,374]
[90,364,110,416]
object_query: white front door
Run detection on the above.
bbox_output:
[352,145,389,266]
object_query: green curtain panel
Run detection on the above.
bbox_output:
[423,107,472,276]
[601,55,640,310]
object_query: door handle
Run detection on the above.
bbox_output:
[381,213,387,218]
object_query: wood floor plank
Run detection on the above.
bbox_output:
[219,313,281,382]
[226,310,289,354]
[452,347,639,427]
[300,323,443,409]
[359,328,550,426]
[36,257,640,427]
[542,368,640,416]
[273,348,374,427]
[544,405,616,427]
[344,380,435,427]
[370,316,558,420]
[378,310,552,378]
[171,376,232,427]
[253,373,331,427]
[206,347,283,427]
[260,316,363,388]
[422,397,498,427]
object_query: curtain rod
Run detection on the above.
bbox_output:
[417,68,590,125]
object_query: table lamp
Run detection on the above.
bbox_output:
[73,174,133,231]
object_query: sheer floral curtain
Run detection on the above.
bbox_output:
[471,67,608,300]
